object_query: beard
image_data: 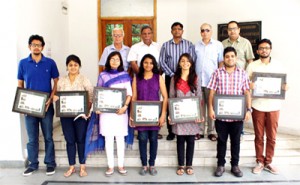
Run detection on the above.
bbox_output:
[260,54,270,59]
[224,61,235,68]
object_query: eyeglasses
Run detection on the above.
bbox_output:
[228,27,238,31]
[258,47,271,51]
[30,43,43,48]
[113,34,123,38]
[110,58,120,62]
[201,29,210,33]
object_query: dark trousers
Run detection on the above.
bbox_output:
[215,119,243,166]
[138,130,158,166]
[60,117,88,165]
[165,75,175,137]
[177,135,195,166]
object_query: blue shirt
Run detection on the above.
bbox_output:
[195,39,223,87]
[159,38,196,77]
[99,44,130,71]
[17,54,59,93]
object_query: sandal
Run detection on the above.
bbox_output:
[176,166,185,175]
[149,166,157,176]
[208,134,217,141]
[118,167,127,176]
[64,166,75,177]
[195,134,204,140]
[186,166,194,175]
[79,166,87,177]
[105,168,114,176]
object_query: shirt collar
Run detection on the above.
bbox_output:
[27,54,45,63]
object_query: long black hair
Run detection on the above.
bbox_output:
[137,54,159,79]
[173,53,197,93]
[105,51,124,72]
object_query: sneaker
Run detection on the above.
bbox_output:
[264,164,279,175]
[46,167,56,176]
[252,162,264,174]
[23,168,37,176]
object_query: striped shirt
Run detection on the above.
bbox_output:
[207,66,250,95]
[159,39,196,77]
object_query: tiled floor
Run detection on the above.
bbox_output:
[1,165,300,185]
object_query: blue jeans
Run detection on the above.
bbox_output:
[25,104,56,169]
[60,117,88,165]
[138,130,158,166]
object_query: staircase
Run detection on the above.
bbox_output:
[39,124,300,167]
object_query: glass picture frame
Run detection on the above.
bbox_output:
[168,97,202,123]
[93,87,126,113]
[132,101,162,126]
[214,94,246,120]
[252,72,287,99]
[12,87,49,118]
[55,91,88,117]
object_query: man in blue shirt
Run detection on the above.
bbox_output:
[18,35,59,176]
[159,22,196,140]
[195,23,223,141]
[99,27,130,72]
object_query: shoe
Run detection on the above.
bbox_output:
[157,134,163,139]
[195,134,204,140]
[118,167,127,176]
[64,167,76,177]
[208,134,217,141]
[149,166,157,176]
[46,167,55,176]
[214,166,225,177]
[264,164,279,175]
[139,167,148,176]
[166,134,175,141]
[105,168,114,176]
[231,166,243,177]
[252,162,264,174]
[23,168,37,176]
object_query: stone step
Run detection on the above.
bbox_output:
[38,148,300,167]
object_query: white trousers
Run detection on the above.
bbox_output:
[105,136,125,168]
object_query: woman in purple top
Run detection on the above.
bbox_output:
[169,53,203,176]
[130,54,168,176]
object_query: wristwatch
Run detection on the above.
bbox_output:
[247,108,253,113]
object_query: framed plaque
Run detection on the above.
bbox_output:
[55,91,88,117]
[214,95,246,120]
[93,87,126,113]
[252,72,287,99]
[12,87,49,118]
[168,97,201,123]
[132,101,162,126]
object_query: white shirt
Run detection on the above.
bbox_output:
[246,58,285,111]
[127,41,160,66]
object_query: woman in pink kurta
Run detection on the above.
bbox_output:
[96,51,132,176]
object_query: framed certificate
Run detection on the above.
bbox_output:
[93,87,126,113]
[132,101,162,126]
[252,72,287,99]
[214,95,246,120]
[12,87,49,118]
[55,91,88,117]
[168,97,202,123]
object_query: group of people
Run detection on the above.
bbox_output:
[17,20,287,179]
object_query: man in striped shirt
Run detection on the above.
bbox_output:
[207,47,251,178]
[159,22,196,140]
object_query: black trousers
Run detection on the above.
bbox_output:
[176,135,195,166]
[215,119,243,166]
[165,75,175,137]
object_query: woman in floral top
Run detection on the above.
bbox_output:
[56,54,93,177]
[169,53,203,176]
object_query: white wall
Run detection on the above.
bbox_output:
[157,0,300,135]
